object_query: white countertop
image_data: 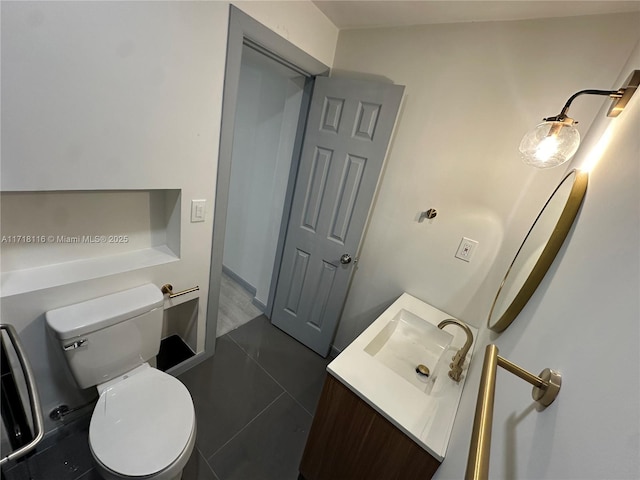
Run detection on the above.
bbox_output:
[327,293,477,461]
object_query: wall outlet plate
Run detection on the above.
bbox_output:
[455,237,478,262]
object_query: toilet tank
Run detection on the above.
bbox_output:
[46,284,164,389]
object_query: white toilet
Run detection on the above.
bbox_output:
[46,284,196,480]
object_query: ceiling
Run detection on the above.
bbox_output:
[311,1,640,29]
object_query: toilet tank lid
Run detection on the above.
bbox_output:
[46,284,164,340]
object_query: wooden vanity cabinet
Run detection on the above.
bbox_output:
[299,374,441,480]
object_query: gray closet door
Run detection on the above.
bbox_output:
[271,76,404,357]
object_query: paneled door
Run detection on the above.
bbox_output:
[271,76,404,357]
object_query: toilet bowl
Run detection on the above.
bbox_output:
[46,284,196,480]
[90,364,196,480]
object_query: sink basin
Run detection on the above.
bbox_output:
[364,309,453,392]
[327,293,477,461]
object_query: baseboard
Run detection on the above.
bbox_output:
[222,264,257,296]
[251,297,266,312]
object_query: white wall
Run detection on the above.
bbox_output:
[330,13,640,351]
[224,47,304,306]
[435,42,640,480]
[0,0,336,434]
[232,0,337,67]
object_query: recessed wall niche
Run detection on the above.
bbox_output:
[0,190,181,297]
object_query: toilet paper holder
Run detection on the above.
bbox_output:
[161,284,200,299]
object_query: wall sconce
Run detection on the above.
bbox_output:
[520,69,640,168]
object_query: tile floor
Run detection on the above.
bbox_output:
[216,272,264,338]
[1,316,330,480]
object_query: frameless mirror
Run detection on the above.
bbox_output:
[488,169,588,332]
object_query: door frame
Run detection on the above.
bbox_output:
[205,6,330,354]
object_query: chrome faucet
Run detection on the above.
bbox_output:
[437,319,474,382]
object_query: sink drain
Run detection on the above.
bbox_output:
[415,364,430,377]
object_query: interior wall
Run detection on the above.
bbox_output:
[435,41,640,480]
[0,0,336,434]
[223,47,304,306]
[1,191,168,271]
[330,13,640,351]
[232,0,337,67]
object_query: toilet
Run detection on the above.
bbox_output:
[46,284,196,480]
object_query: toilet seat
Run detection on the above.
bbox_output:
[89,364,195,477]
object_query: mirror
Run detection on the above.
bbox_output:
[488,169,588,332]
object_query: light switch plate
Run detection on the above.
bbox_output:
[191,199,206,223]
[455,237,478,262]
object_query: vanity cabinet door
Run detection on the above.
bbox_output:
[299,374,441,480]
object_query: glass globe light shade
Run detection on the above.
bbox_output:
[519,121,580,168]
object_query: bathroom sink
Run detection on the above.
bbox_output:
[327,293,477,461]
[364,309,453,392]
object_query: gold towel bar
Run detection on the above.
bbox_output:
[161,284,200,299]
[465,344,561,480]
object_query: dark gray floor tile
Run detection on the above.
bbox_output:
[208,393,312,480]
[229,316,330,414]
[178,335,284,459]
[1,423,94,480]
[1,462,28,480]
[182,447,219,480]
[76,468,102,480]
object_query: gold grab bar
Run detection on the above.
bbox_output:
[465,344,562,480]
[161,284,200,298]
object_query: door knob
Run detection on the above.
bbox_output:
[340,254,352,265]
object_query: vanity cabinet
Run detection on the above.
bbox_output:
[299,374,441,480]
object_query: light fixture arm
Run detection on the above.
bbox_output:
[546,89,621,122]
[520,70,639,169]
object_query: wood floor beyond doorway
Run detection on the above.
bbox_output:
[217,272,263,337]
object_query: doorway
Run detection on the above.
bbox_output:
[208,8,404,357]
[217,45,306,337]
[205,6,330,353]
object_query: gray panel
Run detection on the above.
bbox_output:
[353,101,381,141]
[320,97,345,133]
[284,249,310,315]
[301,147,332,232]
[329,154,366,245]
[307,261,337,330]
